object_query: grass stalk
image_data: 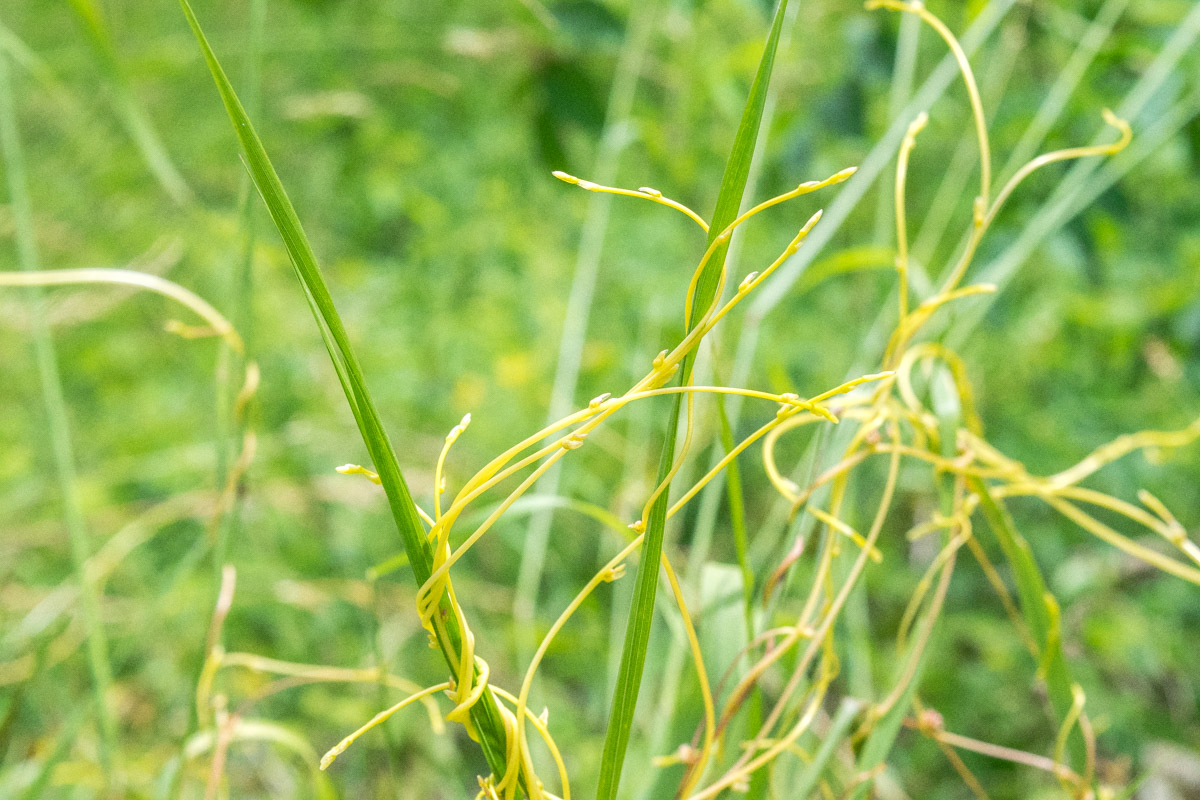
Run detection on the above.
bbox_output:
[637,2,801,785]
[212,0,266,610]
[791,697,863,800]
[0,50,118,784]
[66,0,193,205]
[177,0,519,787]
[513,0,663,660]
[594,4,791,797]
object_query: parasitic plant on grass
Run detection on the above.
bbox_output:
[173,0,1200,797]
[5,1,1198,798]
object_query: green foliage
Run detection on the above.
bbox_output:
[1,1,1200,799]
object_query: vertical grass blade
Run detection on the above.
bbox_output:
[513,0,663,657]
[177,0,516,783]
[946,1,1200,345]
[595,3,791,798]
[969,479,1084,768]
[748,0,1017,319]
[67,0,193,205]
[793,697,863,799]
[0,50,117,783]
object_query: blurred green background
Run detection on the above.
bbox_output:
[1,0,1198,797]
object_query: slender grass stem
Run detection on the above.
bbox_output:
[0,50,118,785]
[65,0,193,205]
[177,0,520,788]
[514,0,663,657]
[596,4,791,797]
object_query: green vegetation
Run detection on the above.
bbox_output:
[2,1,1199,799]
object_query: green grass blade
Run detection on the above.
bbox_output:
[18,710,85,800]
[595,3,790,798]
[0,19,53,85]
[793,697,863,800]
[513,0,663,659]
[716,397,753,629]
[67,0,193,205]
[177,0,516,783]
[0,48,117,784]
[970,478,1084,769]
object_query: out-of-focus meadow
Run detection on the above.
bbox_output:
[2,0,1199,798]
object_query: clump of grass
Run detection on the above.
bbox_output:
[166,0,1200,798]
[5,1,1199,798]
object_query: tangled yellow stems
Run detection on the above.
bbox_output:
[317,7,1190,797]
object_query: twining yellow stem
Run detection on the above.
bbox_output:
[984,110,1131,231]
[665,552,717,799]
[215,652,444,731]
[490,686,571,800]
[436,414,472,521]
[876,517,964,719]
[418,382,843,621]
[500,536,640,799]
[1052,684,1088,797]
[806,507,882,563]
[1040,494,1200,586]
[895,111,929,321]
[688,661,835,800]
[0,267,243,354]
[919,724,1084,782]
[1139,489,1200,566]
[1044,414,1200,489]
[683,172,849,325]
[719,419,900,786]
[884,283,996,365]
[868,0,990,205]
[895,343,981,433]
[552,171,709,232]
[320,681,451,770]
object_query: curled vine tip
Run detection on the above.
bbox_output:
[1100,108,1132,147]
[551,170,579,184]
[909,110,930,133]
